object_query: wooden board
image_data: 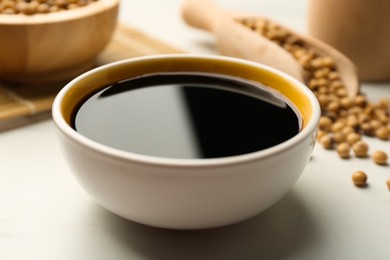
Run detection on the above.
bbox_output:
[0,24,183,131]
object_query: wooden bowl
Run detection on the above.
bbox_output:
[0,0,120,85]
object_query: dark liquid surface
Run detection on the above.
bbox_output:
[73,72,301,159]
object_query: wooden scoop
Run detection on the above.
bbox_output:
[181,0,359,97]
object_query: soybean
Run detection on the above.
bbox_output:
[352,141,369,158]
[337,142,350,159]
[352,171,368,187]
[371,150,388,165]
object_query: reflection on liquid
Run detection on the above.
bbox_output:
[74,73,300,159]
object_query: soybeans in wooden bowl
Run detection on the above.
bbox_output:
[0,0,120,85]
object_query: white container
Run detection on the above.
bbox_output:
[52,54,320,229]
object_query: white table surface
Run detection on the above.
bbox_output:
[1,0,390,259]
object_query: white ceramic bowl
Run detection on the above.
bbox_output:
[52,54,320,229]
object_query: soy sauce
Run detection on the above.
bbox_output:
[72,72,301,159]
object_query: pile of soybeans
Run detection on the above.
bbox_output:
[0,0,99,14]
[239,17,390,189]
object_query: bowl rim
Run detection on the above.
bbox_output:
[52,54,320,168]
[0,0,120,25]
